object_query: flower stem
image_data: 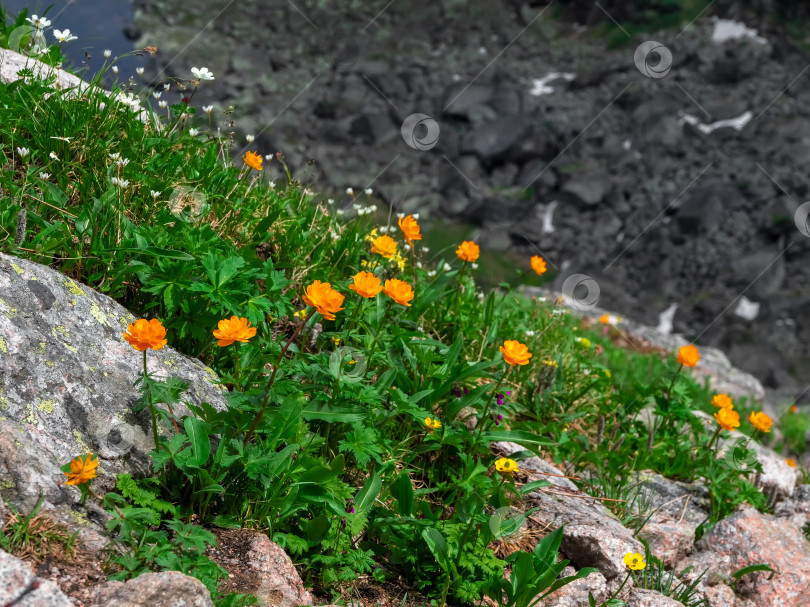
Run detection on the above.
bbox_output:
[144,350,160,451]
[367,301,391,366]
[474,369,508,445]
[243,310,315,447]
[233,342,241,391]
[601,572,632,606]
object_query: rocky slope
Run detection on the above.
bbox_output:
[1,251,808,606]
[128,0,810,402]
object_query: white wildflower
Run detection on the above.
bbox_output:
[327,198,335,205]
[112,66,118,74]
[188,128,199,137]
[525,330,536,337]
[416,262,422,269]
[369,205,377,212]
[346,187,354,195]
[364,188,373,195]
[413,213,420,220]
[422,247,429,253]
[108,152,121,161]
[150,190,161,198]
[428,270,437,277]
[53,29,77,43]
[48,151,59,161]
[16,147,30,158]
[336,209,344,216]
[136,67,144,76]
[116,158,130,167]
[26,15,51,29]
[158,100,168,108]
[379,226,389,234]
[404,244,411,251]
[190,66,214,81]
[110,177,129,188]
[152,91,162,100]
[202,105,213,114]
[443,263,451,272]
[103,49,111,59]
[471,263,478,269]
[39,172,50,180]
[246,134,254,143]
[163,83,170,91]
[50,136,71,142]
[330,231,339,240]
[268,181,276,190]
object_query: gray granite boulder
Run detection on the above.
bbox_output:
[88,571,214,607]
[0,253,226,540]
[0,548,72,607]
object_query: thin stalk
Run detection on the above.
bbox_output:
[243,310,316,447]
[473,369,508,444]
[367,301,392,365]
[144,351,160,450]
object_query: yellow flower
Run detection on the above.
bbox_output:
[748,411,773,433]
[500,340,532,366]
[302,280,345,321]
[332,336,342,346]
[576,337,591,348]
[543,358,558,368]
[242,150,262,171]
[424,417,441,432]
[786,458,797,468]
[456,240,480,263]
[623,552,646,570]
[714,407,740,432]
[531,255,547,276]
[677,344,700,367]
[383,278,415,307]
[494,457,519,477]
[349,271,383,298]
[371,234,398,259]
[711,394,734,410]
[398,215,422,245]
[64,453,98,486]
[123,318,168,351]
[394,252,407,272]
[213,316,257,347]
[293,309,308,319]
[364,228,379,243]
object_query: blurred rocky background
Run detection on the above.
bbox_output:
[9,0,810,404]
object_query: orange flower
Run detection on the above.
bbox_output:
[531,255,547,276]
[371,234,398,259]
[748,411,773,433]
[213,316,257,347]
[786,458,797,468]
[383,278,414,307]
[349,271,383,299]
[243,151,262,171]
[714,407,740,432]
[600,314,610,325]
[302,280,345,320]
[677,344,700,367]
[123,318,168,351]
[456,240,480,263]
[711,394,734,410]
[64,454,98,486]
[398,215,422,245]
[500,340,532,367]
[790,405,798,414]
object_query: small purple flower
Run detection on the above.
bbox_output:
[497,398,504,406]
[506,391,511,396]
[495,420,500,426]
[497,414,503,421]
[341,518,346,528]
[463,387,469,395]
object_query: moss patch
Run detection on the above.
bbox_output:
[9,262,25,275]
[0,337,7,354]
[89,302,110,326]
[37,399,56,414]
[23,405,38,425]
[63,278,86,297]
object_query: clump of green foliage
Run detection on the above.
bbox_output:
[0,9,792,606]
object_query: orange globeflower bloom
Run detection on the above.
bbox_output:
[456,240,480,263]
[531,255,547,276]
[349,271,383,299]
[243,151,262,171]
[714,407,740,432]
[600,314,610,325]
[302,280,345,320]
[213,316,257,347]
[123,318,168,351]
[64,454,98,486]
[371,234,398,259]
[711,394,734,410]
[398,215,422,245]
[383,278,414,307]
[786,458,797,468]
[677,344,700,367]
[500,340,532,367]
[790,405,798,414]
[748,411,773,433]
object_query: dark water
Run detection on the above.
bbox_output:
[2,0,142,78]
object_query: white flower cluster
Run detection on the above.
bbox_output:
[352,204,377,216]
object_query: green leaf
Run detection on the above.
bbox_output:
[482,429,553,448]
[421,527,451,574]
[306,515,331,543]
[302,403,366,424]
[354,472,382,514]
[394,472,414,517]
[732,563,776,580]
[183,417,210,468]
